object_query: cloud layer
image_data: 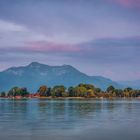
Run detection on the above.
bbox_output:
[0,0,140,81]
[108,0,140,8]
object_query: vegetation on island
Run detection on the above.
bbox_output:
[0,84,140,98]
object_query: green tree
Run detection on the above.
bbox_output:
[38,85,48,96]
[124,87,133,97]
[8,87,19,97]
[94,88,101,97]
[8,87,29,97]
[20,88,29,97]
[0,92,6,97]
[87,89,95,97]
[61,92,68,97]
[46,87,51,96]
[51,85,66,97]
[74,86,87,97]
[78,83,95,90]
[114,89,123,97]
[106,85,115,93]
[68,86,75,97]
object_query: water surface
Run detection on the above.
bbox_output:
[0,99,140,140]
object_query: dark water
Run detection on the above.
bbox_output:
[0,99,140,140]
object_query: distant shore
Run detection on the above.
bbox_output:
[1,84,140,99]
[0,96,140,100]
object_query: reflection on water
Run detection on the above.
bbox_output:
[0,99,140,140]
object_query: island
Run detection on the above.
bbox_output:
[0,83,140,99]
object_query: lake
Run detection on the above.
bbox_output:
[0,99,140,140]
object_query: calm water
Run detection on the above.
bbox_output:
[0,99,140,140]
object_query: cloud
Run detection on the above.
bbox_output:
[0,19,49,48]
[25,41,82,53]
[0,20,27,32]
[107,0,140,8]
[0,43,81,55]
[0,0,140,45]
[1,36,139,61]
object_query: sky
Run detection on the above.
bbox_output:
[0,0,140,81]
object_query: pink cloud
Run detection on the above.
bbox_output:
[107,0,140,8]
[24,41,81,53]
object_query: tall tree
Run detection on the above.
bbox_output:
[68,86,75,97]
[38,85,48,96]
[74,86,87,97]
[0,92,6,97]
[51,85,66,97]
[106,85,115,93]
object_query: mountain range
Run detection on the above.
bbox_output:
[119,80,140,90]
[0,62,129,92]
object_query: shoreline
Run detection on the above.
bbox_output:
[0,96,140,100]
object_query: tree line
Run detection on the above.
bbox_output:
[0,84,140,98]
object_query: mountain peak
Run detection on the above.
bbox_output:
[28,62,76,70]
[61,64,75,69]
[29,62,41,66]
[27,62,49,68]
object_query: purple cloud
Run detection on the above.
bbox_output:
[107,0,140,8]
[24,41,82,53]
